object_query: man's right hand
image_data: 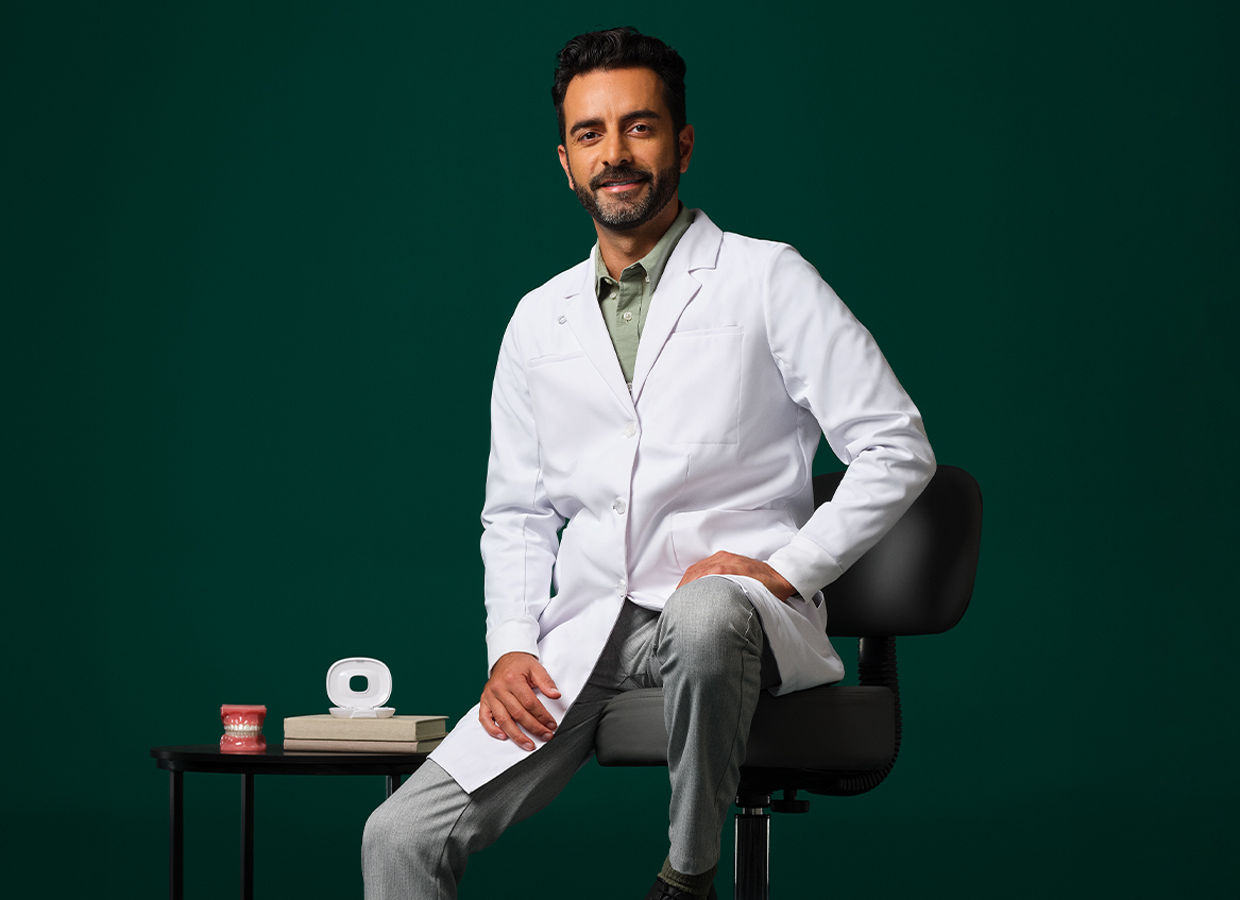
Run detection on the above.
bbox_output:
[478,651,561,751]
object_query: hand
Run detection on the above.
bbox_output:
[479,652,562,751]
[677,551,797,602]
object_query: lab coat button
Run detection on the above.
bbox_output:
[557,315,567,325]
[623,422,637,438]
[612,499,627,515]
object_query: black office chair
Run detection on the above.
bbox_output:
[594,465,982,900]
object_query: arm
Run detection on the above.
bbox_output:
[477,317,566,747]
[759,246,936,601]
[674,247,933,600]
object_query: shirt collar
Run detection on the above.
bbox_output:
[593,205,696,300]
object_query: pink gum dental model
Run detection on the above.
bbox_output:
[220,704,267,753]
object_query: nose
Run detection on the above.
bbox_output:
[600,130,631,168]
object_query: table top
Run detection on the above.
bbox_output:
[151,745,432,776]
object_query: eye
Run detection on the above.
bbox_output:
[630,123,651,134]
[578,131,601,144]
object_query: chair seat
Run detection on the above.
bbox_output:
[594,685,896,771]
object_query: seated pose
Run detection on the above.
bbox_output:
[363,26,935,900]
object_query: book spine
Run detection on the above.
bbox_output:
[283,738,444,753]
[282,718,447,741]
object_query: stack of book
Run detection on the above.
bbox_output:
[283,714,448,753]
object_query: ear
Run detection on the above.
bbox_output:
[557,145,576,190]
[677,125,695,173]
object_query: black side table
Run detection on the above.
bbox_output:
[151,745,430,900]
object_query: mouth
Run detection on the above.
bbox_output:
[601,180,646,194]
[593,172,650,194]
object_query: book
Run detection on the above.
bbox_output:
[283,737,444,754]
[283,714,448,742]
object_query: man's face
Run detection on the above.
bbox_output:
[557,67,694,231]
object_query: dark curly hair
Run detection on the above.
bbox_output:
[551,27,687,142]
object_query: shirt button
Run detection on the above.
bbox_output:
[612,499,627,515]
[622,310,633,322]
[623,422,637,438]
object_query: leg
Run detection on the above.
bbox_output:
[362,692,603,899]
[363,655,634,900]
[169,770,182,900]
[650,576,773,877]
[362,602,661,898]
[241,774,254,900]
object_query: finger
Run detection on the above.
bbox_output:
[493,688,547,747]
[478,701,507,740]
[508,679,558,728]
[502,689,555,742]
[529,664,562,701]
[488,696,536,750]
[511,685,557,734]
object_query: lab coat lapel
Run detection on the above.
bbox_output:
[630,212,723,402]
[561,261,635,413]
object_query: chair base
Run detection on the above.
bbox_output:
[734,802,770,900]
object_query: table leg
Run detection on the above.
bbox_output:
[170,771,183,900]
[386,773,402,798]
[241,774,254,900]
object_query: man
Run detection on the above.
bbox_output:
[363,27,935,900]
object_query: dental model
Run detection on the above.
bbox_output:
[220,704,268,753]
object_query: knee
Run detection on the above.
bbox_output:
[362,799,400,862]
[662,576,759,661]
[362,794,433,868]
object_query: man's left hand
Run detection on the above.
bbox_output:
[676,551,797,602]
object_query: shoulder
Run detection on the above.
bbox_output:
[695,215,847,337]
[690,211,820,283]
[494,255,590,362]
[511,257,590,321]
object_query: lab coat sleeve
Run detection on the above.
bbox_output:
[761,246,936,603]
[479,316,565,673]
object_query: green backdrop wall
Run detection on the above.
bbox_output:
[7,1,1237,897]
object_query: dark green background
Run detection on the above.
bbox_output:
[7,1,1237,897]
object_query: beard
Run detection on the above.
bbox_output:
[570,162,681,231]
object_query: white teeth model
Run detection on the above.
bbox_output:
[220,704,268,753]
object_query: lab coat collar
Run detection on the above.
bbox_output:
[559,210,723,410]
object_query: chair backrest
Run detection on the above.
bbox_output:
[812,464,982,637]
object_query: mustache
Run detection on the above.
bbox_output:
[589,166,652,191]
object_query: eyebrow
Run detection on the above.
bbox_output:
[569,108,662,136]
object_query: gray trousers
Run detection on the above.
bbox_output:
[362,576,777,899]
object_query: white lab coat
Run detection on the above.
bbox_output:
[431,211,935,793]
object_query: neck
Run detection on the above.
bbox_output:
[595,197,681,280]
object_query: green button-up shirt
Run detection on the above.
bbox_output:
[594,205,696,385]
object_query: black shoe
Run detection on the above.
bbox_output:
[643,877,718,900]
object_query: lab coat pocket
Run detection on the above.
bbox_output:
[641,327,742,444]
[527,350,587,368]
